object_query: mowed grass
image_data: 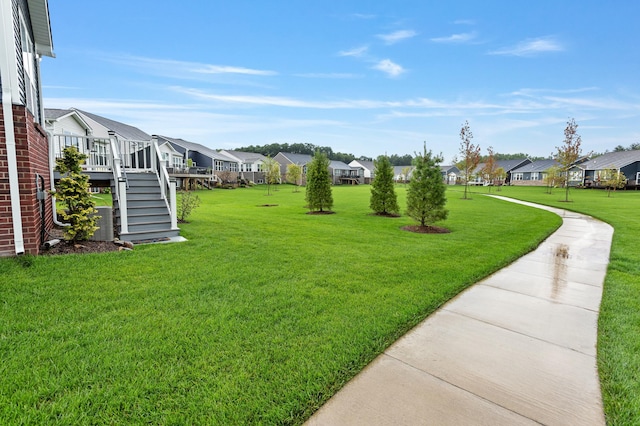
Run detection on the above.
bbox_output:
[0,185,561,424]
[467,184,640,425]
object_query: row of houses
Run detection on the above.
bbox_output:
[470,155,640,188]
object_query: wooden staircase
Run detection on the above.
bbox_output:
[114,172,180,242]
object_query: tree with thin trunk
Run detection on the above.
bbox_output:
[459,120,481,199]
[556,118,583,202]
[286,163,303,192]
[494,167,506,191]
[544,165,561,194]
[401,166,411,186]
[406,143,448,227]
[305,151,333,212]
[602,168,627,197]
[263,156,281,196]
[370,155,399,215]
[481,146,497,192]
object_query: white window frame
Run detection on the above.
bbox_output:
[19,12,38,118]
[513,173,523,181]
[215,160,224,171]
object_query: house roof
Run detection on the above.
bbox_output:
[440,165,460,174]
[44,108,92,132]
[74,109,151,141]
[393,165,414,175]
[474,158,531,174]
[220,150,266,163]
[329,160,351,170]
[278,152,313,165]
[578,150,640,170]
[349,160,374,171]
[159,135,236,162]
[512,159,559,173]
[27,0,54,57]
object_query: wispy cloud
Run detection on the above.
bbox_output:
[430,32,477,43]
[192,65,276,76]
[377,30,418,45]
[102,54,277,78]
[338,45,369,57]
[372,59,405,77]
[293,72,362,79]
[453,19,475,25]
[489,36,564,57]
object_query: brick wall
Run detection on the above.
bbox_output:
[0,105,53,256]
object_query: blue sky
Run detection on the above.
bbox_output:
[42,1,640,163]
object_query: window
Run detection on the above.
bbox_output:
[230,162,238,172]
[19,12,39,120]
[569,170,583,181]
[215,160,224,171]
[531,172,539,181]
[513,173,523,181]
[173,156,183,168]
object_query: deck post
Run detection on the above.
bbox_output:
[169,179,178,230]
[118,178,128,234]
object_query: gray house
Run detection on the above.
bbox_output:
[274,152,362,184]
[164,137,239,183]
[440,165,460,185]
[510,159,560,186]
[579,150,640,188]
[349,160,375,183]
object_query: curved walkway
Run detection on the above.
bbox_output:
[306,196,613,425]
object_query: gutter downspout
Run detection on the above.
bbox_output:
[0,4,24,254]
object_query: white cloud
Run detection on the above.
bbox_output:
[489,36,564,57]
[377,30,417,45]
[430,32,477,43]
[293,72,362,79]
[372,59,405,77]
[338,45,369,57]
[351,13,375,20]
[192,65,276,76]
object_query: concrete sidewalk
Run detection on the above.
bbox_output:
[306,197,613,425]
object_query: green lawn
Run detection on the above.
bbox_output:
[1,185,565,424]
[466,184,640,426]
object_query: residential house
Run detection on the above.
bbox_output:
[0,0,55,256]
[274,152,311,184]
[329,160,362,185]
[510,159,560,186]
[219,149,266,184]
[349,159,374,183]
[471,158,532,185]
[45,111,180,242]
[274,152,362,185]
[579,150,640,188]
[165,137,239,184]
[440,165,460,185]
[394,165,414,183]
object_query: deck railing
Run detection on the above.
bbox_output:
[50,132,177,232]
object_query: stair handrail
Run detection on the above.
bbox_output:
[109,131,128,234]
[151,136,178,230]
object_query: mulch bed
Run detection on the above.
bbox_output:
[41,228,129,255]
[306,210,336,215]
[258,204,279,207]
[370,212,402,218]
[401,225,450,234]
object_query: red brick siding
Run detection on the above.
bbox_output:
[0,105,53,256]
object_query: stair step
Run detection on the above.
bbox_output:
[126,192,164,201]
[128,220,172,233]
[119,228,180,243]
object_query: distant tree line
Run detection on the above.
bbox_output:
[613,143,640,152]
[234,143,417,165]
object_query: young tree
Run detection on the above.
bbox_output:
[406,143,448,227]
[177,190,201,222]
[50,146,99,242]
[370,155,399,215]
[481,146,497,192]
[305,151,333,212]
[601,168,627,197]
[494,167,506,191]
[544,165,561,194]
[459,120,481,199]
[556,118,583,202]
[262,156,281,195]
[401,166,412,186]
[286,163,303,192]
